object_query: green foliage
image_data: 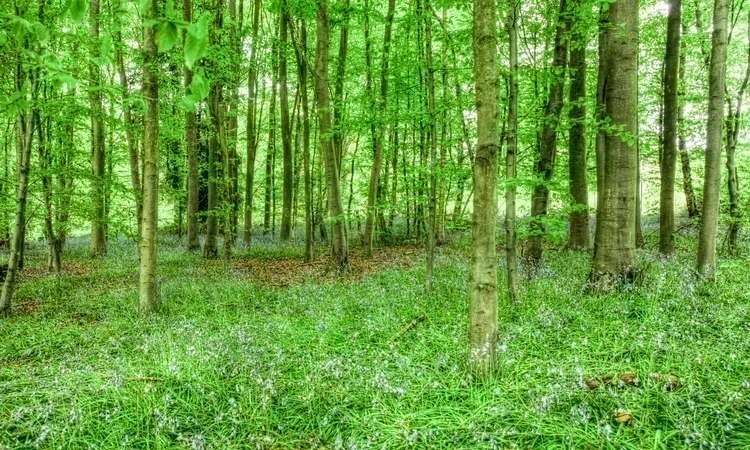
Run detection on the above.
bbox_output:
[156,20,179,52]
[184,16,208,69]
[67,0,87,23]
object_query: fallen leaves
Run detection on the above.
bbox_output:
[232,245,424,287]
[615,411,634,425]
[586,371,682,392]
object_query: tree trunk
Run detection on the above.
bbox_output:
[659,0,681,255]
[279,0,293,241]
[469,0,500,374]
[506,0,520,305]
[525,0,570,265]
[0,83,37,317]
[725,13,749,255]
[89,0,107,257]
[243,0,262,243]
[363,0,395,257]
[265,56,278,234]
[139,0,160,314]
[677,21,700,220]
[696,0,729,278]
[424,0,438,288]
[332,0,350,174]
[567,0,589,250]
[316,0,349,273]
[203,1,224,258]
[184,0,200,251]
[295,20,314,261]
[589,0,639,288]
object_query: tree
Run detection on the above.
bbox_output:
[279,0,293,241]
[244,0,262,243]
[567,0,589,250]
[659,0,681,256]
[185,0,200,251]
[424,0,437,288]
[316,0,348,273]
[469,0,499,373]
[525,0,570,265]
[363,0,396,257]
[696,0,729,279]
[294,19,313,261]
[506,0,520,303]
[139,0,160,314]
[589,0,639,287]
[89,0,107,256]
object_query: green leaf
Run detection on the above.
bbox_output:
[31,22,49,44]
[69,0,87,23]
[100,33,113,61]
[189,72,209,100]
[184,21,208,69]
[156,20,179,53]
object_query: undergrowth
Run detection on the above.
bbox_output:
[0,234,748,449]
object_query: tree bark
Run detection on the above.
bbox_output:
[243,0,262,243]
[677,21,700,220]
[659,0,681,255]
[425,0,437,288]
[363,0,395,257]
[279,0,293,241]
[139,0,160,314]
[469,0,500,374]
[89,0,107,256]
[295,20,313,261]
[724,11,749,255]
[316,0,349,273]
[567,0,589,250]
[589,0,639,288]
[506,1,520,304]
[696,0,729,278]
[184,0,200,251]
[525,0,569,265]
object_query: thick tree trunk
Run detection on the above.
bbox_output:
[469,0,500,374]
[659,0,681,255]
[139,0,160,314]
[89,0,107,256]
[243,0,262,243]
[696,0,729,278]
[525,0,570,265]
[279,0,293,241]
[316,0,349,273]
[567,1,589,250]
[506,3,520,304]
[590,0,639,288]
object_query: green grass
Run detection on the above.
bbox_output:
[0,234,748,449]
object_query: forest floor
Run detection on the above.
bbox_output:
[0,231,749,449]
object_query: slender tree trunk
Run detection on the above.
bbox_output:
[678,22,700,220]
[332,0,350,174]
[226,0,241,243]
[696,0,729,278]
[279,0,293,241]
[725,13,749,254]
[469,0,500,374]
[506,0,520,304]
[37,113,62,275]
[89,0,107,256]
[363,0,395,257]
[525,0,569,265]
[265,63,278,234]
[0,85,37,316]
[139,0,160,314]
[659,0,681,255]
[316,0,348,273]
[244,0,262,243]
[425,0,438,288]
[568,0,589,250]
[184,0,200,251]
[589,0,639,288]
[295,20,313,260]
